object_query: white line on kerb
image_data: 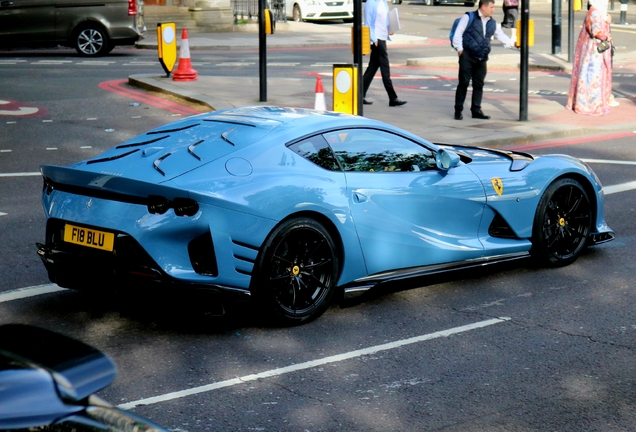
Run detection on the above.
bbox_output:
[118,317,510,410]
[0,284,65,304]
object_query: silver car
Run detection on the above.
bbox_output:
[0,0,144,56]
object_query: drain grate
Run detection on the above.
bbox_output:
[468,122,516,129]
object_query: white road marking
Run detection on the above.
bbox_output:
[34,60,73,64]
[123,62,156,66]
[581,158,636,166]
[0,212,7,216]
[0,284,65,304]
[604,181,636,195]
[0,172,40,177]
[216,62,256,66]
[118,317,510,409]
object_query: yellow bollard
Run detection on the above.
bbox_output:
[515,19,535,48]
[157,23,177,77]
[574,0,582,11]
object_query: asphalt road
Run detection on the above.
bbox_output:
[1,7,636,431]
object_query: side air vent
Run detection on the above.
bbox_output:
[488,214,518,239]
[188,232,218,276]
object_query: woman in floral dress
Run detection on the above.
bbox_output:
[566,0,613,116]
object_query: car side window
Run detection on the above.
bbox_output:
[287,135,341,171]
[324,129,436,172]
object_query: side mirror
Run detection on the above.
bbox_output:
[435,148,461,171]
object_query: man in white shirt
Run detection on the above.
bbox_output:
[362,0,407,107]
[452,0,515,120]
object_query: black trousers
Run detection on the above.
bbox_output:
[502,6,518,28]
[454,51,487,114]
[363,39,398,101]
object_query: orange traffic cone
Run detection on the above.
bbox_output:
[172,28,198,82]
[314,76,326,111]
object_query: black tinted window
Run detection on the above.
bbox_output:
[287,135,341,171]
[324,129,436,172]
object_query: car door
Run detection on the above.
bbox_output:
[325,128,487,276]
[0,0,55,43]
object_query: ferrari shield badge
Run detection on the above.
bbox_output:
[491,178,504,196]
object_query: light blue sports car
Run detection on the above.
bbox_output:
[37,107,614,324]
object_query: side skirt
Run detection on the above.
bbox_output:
[341,252,530,300]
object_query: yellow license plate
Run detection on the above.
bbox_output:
[63,224,115,252]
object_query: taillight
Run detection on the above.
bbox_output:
[128,0,137,16]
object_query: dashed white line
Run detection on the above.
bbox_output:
[0,284,65,304]
[216,62,256,66]
[118,317,510,410]
[0,172,39,177]
[604,181,636,195]
[581,158,636,166]
[34,60,73,64]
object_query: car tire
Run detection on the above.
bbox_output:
[465,1,475,5]
[253,217,340,325]
[74,23,110,57]
[293,4,302,22]
[531,177,592,267]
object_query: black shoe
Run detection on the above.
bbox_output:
[389,99,407,107]
[454,111,463,120]
[472,110,491,119]
[363,98,373,105]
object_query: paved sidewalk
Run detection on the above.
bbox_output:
[131,22,636,147]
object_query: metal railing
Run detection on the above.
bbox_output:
[231,0,286,23]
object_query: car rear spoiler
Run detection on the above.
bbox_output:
[0,324,116,402]
[41,165,199,216]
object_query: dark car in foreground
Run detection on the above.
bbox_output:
[37,107,614,325]
[0,0,144,56]
[0,324,167,432]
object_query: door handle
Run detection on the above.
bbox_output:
[352,192,368,203]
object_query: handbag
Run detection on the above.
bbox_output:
[597,39,611,53]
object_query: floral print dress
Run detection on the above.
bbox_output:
[566,7,612,116]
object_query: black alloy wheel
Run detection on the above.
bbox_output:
[532,178,592,267]
[254,217,340,325]
[74,24,111,57]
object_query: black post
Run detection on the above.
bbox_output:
[519,0,529,121]
[568,0,574,62]
[259,0,267,102]
[353,0,363,115]
[551,0,562,54]
[619,0,628,24]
